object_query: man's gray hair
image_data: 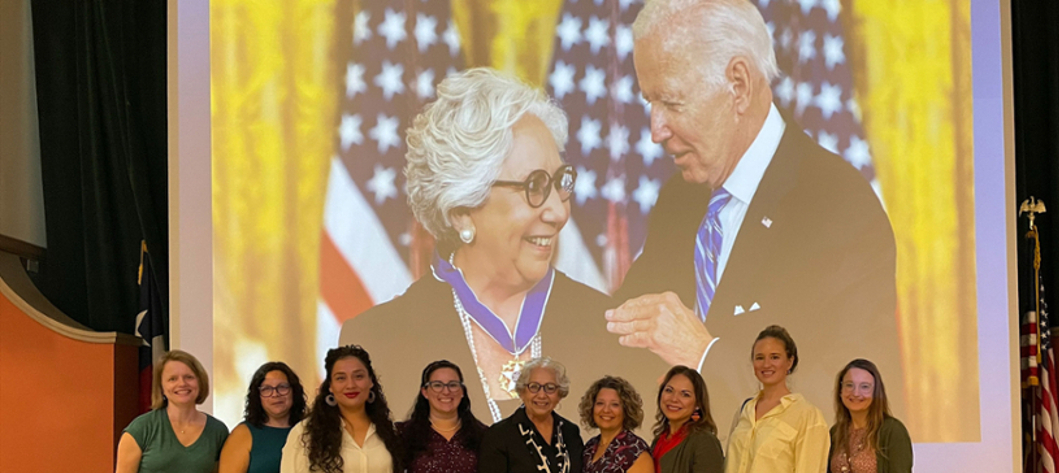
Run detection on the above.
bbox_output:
[404,68,568,244]
[633,0,780,90]
[516,357,571,399]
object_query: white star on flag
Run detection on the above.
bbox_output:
[615,25,633,61]
[585,16,611,55]
[366,164,398,204]
[556,13,583,51]
[550,61,577,100]
[632,175,661,214]
[346,62,366,98]
[600,177,626,203]
[606,124,630,161]
[354,11,372,45]
[369,114,401,154]
[378,9,407,50]
[844,135,872,170]
[814,82,843,120]
[580,65,607,105]
[443,20,460,56]
[414,13,438,53]
[415,68,435,99]
[796,81,815,115]
[797,0,818,16]
[374,61,406,100]
[775,76,795,107]
[340,114,363,150]
[574,166,598,205]
[578,116,602,155]
[636,128,663,167]
[611,75,634,104]
[821,0,842,21]
[823,34,845,70]
[798,30,817,63]
[817,130,839,153]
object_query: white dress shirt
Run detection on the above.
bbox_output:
[281,419,394,473]
[697,103,786,371]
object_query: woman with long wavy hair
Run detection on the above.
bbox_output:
[280,345,402,473]
[828,359,912,473]
[650,366,723,473]
[219,361,308,473]
[397,360,487,472]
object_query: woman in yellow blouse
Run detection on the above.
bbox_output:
[725,325,829,473]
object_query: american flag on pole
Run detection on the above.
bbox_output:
[545,0,880,293]
[317,0,463,357]
[1022,217,1058,473]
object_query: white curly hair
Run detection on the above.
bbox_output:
[404,68,568,245]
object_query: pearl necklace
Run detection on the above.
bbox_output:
[453,288,541,423]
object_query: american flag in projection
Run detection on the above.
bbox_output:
[545,0,880,292]
[753,0,881,194]
[317,0,462,355]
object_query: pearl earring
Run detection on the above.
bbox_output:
[459,228,475,244]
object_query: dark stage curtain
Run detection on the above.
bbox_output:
[30,0,168,334]
[1013,1,1059,316]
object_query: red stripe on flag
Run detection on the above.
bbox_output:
[319,232,374,322]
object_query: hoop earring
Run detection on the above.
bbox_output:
[325,394,337,407]
[368,391,376,403]
[459,228,475,244]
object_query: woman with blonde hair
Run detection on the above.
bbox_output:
[116,350,230,473]
[828,359,912,473]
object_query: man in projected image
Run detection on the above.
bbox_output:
[608,0,903,422]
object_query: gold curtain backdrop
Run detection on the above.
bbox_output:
[210,0,976,442]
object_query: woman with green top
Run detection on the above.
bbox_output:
[828,359,912,473]
[220,362,308,473]
[116,350,230,473]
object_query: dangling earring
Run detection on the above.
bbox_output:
[692,408,702,422]
[459,227,475,244]
[368,391,377,403]
[326,394,337,407]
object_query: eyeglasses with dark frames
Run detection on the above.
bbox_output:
[525,382,560,394]
[492,164,577,208]
[424,381,464,393]
[259,384,292,397]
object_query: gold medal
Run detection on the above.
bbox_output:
[499,358,526,398]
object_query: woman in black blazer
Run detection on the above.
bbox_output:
[478,358,583,473]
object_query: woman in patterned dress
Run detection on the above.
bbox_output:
[827,359,912,473]
[578,376,653,473]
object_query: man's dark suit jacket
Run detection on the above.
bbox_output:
[616,114,903,432]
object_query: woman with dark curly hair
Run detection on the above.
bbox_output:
[578,376,652,473]
[397,360,487,472]
[651,366,723,473]
[280,345,402,473]
[219,361,307,473]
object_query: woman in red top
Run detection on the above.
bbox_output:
[650,366,724,473]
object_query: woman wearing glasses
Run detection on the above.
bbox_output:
[398,360,487,473]
[339,67,656,424]
[827,359,912,473]
[220,362,308,473]
[478,358,583,473]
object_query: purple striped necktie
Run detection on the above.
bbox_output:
[694,188,732,321]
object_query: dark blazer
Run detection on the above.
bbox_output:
[649,429,724,473]
[827,417,913,473]
[340,270,667,426]
[477,407,584,473]
[616,114,903,429]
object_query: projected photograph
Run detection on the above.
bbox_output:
[210,0,978,443]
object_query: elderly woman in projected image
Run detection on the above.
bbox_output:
[340,67,661,424]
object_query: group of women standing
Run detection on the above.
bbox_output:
[115,324,911,473]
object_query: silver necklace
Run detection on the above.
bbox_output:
[453,288,541,423]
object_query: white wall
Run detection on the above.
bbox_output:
[0,0,46,248]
